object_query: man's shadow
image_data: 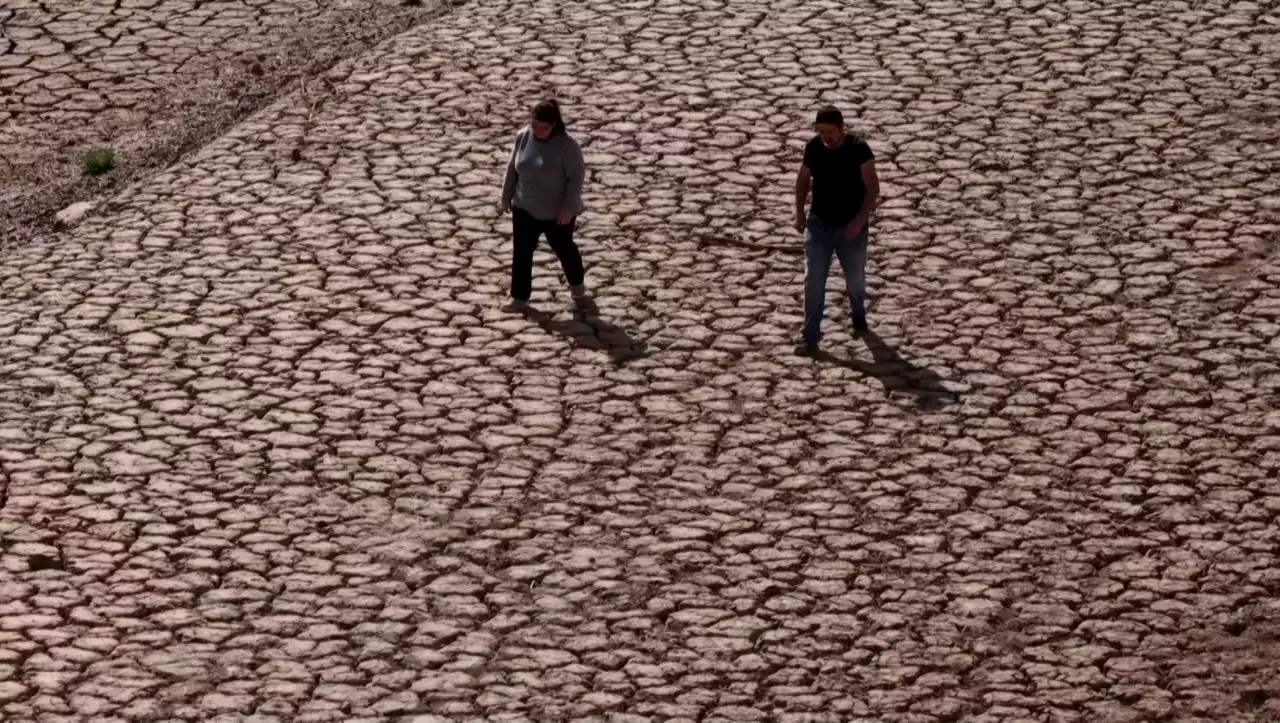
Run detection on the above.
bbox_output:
[525,297,648,364]
[814,330,960,411]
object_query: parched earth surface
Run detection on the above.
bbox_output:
[3,0,1280,720]
[0,0,443,245]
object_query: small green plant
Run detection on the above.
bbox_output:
[83,147,116,177]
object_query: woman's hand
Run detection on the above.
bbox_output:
[557,210,572,226]
[500,198,511,213]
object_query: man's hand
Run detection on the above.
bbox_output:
[845,219,865,240]
[794,210,806,234]
[557,210,573,226]
[500,198,511,213]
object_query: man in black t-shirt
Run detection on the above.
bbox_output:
[794,105,880,353]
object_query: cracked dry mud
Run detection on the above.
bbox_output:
[0,0,441,245]
[3,0,1280,720]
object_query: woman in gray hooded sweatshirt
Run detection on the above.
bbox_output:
[499,99,587,311]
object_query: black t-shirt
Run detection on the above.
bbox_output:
[803,135,875,227]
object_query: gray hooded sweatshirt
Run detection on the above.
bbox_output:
[501,126,585,222]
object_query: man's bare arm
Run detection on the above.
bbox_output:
[794,163,811,230]
[847,160,880,235]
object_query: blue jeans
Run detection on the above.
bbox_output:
[803,215,867,344]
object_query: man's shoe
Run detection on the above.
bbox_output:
[796,340,819,357]
[570,284,589,302]
[502,299,532,314]
[852,315,869,335]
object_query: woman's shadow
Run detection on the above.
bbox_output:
[524,297,648,364]
[813,330,961,411]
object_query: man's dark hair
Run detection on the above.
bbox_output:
[532,99,566,137]
[815,105,844,126]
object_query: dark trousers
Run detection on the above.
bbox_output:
[510,206,585,301]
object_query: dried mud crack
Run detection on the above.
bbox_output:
[0,0,455,252]
[2,0,1280,721]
